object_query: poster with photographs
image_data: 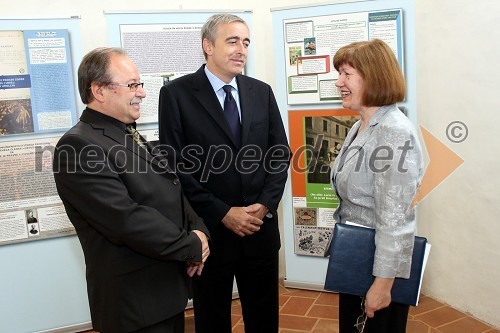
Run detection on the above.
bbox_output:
[0,137,75,245]
[0,29,78,136]
[283,9,404,105]
[288,109,359,256]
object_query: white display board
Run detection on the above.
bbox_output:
[0,17,86,333]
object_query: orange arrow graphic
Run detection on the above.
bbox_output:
[412,125,464,206]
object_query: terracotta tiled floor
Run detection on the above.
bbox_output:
[82,282,500,333]
[183,283,500,333]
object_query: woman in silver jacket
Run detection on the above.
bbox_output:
[330,39,423,333]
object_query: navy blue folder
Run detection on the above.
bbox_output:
[324,223,427,306]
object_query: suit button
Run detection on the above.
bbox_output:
[173,179,179,185]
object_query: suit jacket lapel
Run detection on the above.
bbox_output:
[191,66,241,148]
[143,140,176,173]
[121,131,178,174]
[80,109,174,174]
[102,123,151,163]
[335,106,394,173]
[237,75,254,146]
[80,109,129,149]
[335,118,376,174]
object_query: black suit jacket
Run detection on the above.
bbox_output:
[158,65,290,259]
[53,108,209,333]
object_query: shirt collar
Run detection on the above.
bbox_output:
[204,66,238,93]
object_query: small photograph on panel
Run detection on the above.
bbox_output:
[289,45,302,66]
[25,209,38,224]
[304,37,316,55]
[0,99,34,135]
[28,223,39,236]
[294,207,318,226]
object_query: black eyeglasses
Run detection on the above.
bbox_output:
[354,297,367,333]
[108,82,144,91]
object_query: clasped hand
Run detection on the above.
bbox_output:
[221,203,268,237]
[187,230,210,277]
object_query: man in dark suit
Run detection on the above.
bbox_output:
[158,14,290,333]
[53,47,210,333]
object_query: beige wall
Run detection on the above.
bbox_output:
[415,0,500,328]
[3,0,500,328]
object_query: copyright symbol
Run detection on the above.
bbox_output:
[446,121,468,143]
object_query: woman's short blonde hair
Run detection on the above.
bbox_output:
[333,39,405,106]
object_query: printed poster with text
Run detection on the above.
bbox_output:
[0,29,77,136]
[120,23,205,124]
[283,9,404,105]
[289,109,359,256]
[0,137,75,246]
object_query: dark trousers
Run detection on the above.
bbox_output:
[192,250,279,333]
[130,312,184,333]
[339,293,409,333]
